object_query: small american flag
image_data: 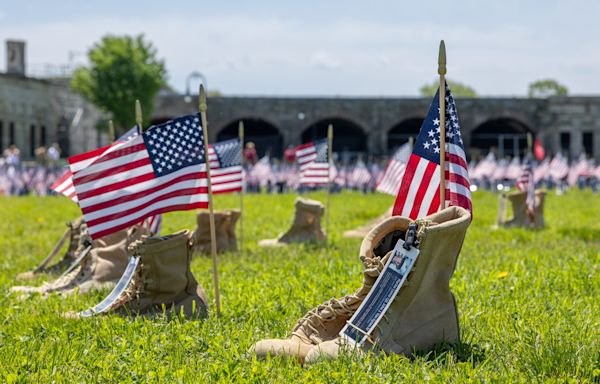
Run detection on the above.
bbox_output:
[296,139,330,185]
[549,153,569,181]
[376,142,411,195]
[142,214,162,235]
[208,138,243,194]
[392,86,472,219]
[69,114,208,239]
[349,160,372,188]
[516,161,535,216]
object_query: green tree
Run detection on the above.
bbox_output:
[528,79,568,98]
[71,34,167,133]
[419,79,477,97]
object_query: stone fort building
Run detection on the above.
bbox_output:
[1,40,599,162]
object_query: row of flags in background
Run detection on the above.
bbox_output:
[42,85,600,239]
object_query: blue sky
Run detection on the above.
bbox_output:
[0,0,598,96]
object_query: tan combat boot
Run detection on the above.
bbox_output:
[78,230,208,319]
[16,217,85,280]
[259,197,326,246]
[304,206,470,363]
[193,210,240,254]
[532,190,546,228]
[498,191,529,227]
[12,226,144,295]
[498,190,545,229]
[227,210,241,251]
[343,207,392,239]
[250,231,393,363]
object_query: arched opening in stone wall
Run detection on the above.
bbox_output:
[470,118,532,159]
[387,118,424,153]
[217,118,282,158]
[301,118,367,162]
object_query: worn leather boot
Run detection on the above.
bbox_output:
[498,190,545,229]
[193,210,240,254]
[88,230,208,318]
[12,226,144,295]
[343,208,392,239]
[304,206,470,363]
[227,210,241,251]
[16,217,85,280]
[259,197,326,246]
[532,190,546,228]
[250,229,394,363]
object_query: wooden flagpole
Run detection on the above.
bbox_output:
[199,84,221,317]
[438,40,447,211]
[135,99,144,132]
[238,120,244,254]
[108,120,115,142]
[326,124,333,242]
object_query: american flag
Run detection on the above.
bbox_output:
[473,152,497,181]
[295,139,330,185]
[142,214,162,235]
[392,86,472,219]
[51,127,139,203]
[534,158,550,183]
[349,160,372,188]
[516,161,536,216]
[69,114,208,239]
[249,156,275,187]
[376,142,411,195]
[549,153,569,181]
[504,157,522,181]
[567,155,590,186]
[208,138,243,194]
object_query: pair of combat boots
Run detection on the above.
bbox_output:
[194,209,240,254]
[12,225,144,295]
[497,190,546,229]
[259,197,326,246]
[251,206,471,364]
[13,222,208,319]
[70,230,208,319]
[16,217,86,281]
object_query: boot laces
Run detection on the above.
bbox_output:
[111,239,147,309]
[291,256,385,344]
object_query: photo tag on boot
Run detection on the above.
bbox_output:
[340,239,420,348]
[77,256,140,317]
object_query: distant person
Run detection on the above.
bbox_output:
[47,143,61,163]
[35,146,49,168]
[5,145,21,168]
[244,142,258,165]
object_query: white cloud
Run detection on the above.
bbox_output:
[311,51,342,70]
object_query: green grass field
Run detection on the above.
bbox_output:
[0,191,598,383]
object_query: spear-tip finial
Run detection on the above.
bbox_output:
[108,120,115,142]
[199,84,207,113]
[135,99,143,129]
[438,40,447,76]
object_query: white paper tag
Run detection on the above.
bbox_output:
[340,239,419,347]
[77,255,140,317]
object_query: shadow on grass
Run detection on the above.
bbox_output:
[414,341,487,365]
